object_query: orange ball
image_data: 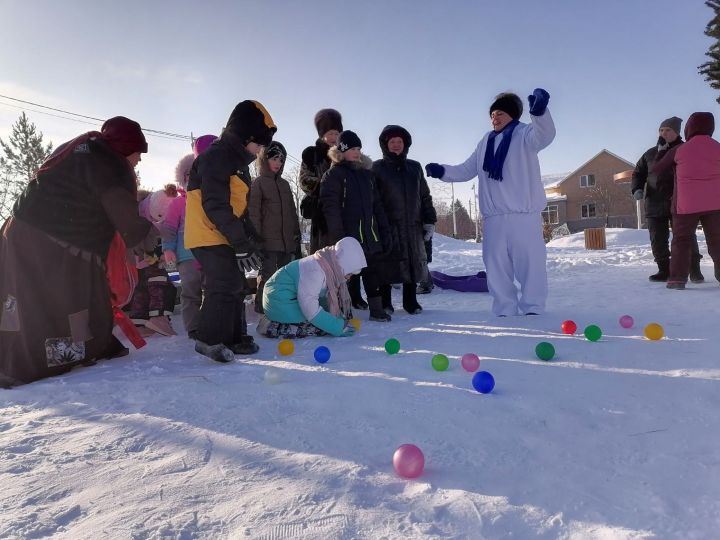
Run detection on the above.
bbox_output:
[278,339,295,356]
[349,318,362,331]
[644,323,664,341]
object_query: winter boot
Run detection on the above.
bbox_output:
[194,340,235,363]
[368,296,391,322]
[231,335,259,355]
[666,281,686,290]
[380,284,394,314]
[416,282,433,294]
[689,256,705,283]
[402,283,423,315]
[648,260,670,282]
[146,315,177,336]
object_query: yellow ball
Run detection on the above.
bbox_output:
[644,323,664,341]
[278,339,295,356]
[349,318,362,331]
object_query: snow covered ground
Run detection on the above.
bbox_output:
[2,229,720,539]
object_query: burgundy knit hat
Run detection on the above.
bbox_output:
[101,116,148,156]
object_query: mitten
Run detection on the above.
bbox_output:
[425,163,445,179]
[236,252,262,272]
[528,88,550,116]
[340,323,355,337]
[423,224,435,241]
[633,190,644,201]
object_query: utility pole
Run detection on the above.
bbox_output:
[451,182,457,238]
[471,183,480,242]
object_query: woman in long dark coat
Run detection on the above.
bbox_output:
[0,117,151,386]
[372,125,437,314]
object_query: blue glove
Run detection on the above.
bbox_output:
[528,88,550,116]
[633,190,644,201]
[425,163,445,179]
[340,323,355,337]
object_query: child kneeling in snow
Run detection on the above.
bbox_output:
[257,237,365,338]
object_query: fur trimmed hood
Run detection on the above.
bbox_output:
[175,154,195,188]
[328,146,373,169]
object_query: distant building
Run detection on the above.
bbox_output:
[542,149,637,233]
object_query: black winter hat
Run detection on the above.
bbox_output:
[379,125,412,156]
[659,116,682,135]
[265,141,287,161]
[337,130,362,152]
[314,108,343,138]
[489,93,523,120]
[225,100,277,147]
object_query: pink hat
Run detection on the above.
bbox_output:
[193,134,218,157]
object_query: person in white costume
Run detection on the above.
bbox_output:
[425,89,555,316]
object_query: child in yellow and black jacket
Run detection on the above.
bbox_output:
[185,100,276,363]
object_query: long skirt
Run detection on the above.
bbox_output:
[0,218,118,387]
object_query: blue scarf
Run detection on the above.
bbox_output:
[482,120,519,181]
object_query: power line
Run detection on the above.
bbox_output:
[0,92,308,162]
[0,94,190,141]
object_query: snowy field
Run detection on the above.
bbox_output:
[2,229,720,540]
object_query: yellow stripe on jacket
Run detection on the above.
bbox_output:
[185,175,249,248]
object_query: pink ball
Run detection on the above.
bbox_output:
[619,315,634,329]
[393,444,425,479]
[461,353,480,373]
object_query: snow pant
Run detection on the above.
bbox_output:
[177,259,202,336]
[0,218,121,387]
[255,251,293,313]
[646,215,700,265]
[482,213,547,316]
[348,274,365,304]
[360,266,381,299]
[668,210,720,284]
[380,282,420,310]
[256,315,327,339]
[191,245,249,347]
[129,265,177,324]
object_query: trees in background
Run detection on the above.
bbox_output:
[0,112,53,221]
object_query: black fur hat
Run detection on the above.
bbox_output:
[489,93,523,120]
[314,108,343,138]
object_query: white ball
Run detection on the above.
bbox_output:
[264,368,283,385]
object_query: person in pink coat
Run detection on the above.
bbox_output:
[653,112,720,289]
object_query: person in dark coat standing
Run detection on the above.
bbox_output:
[372,125,436,314]
[185,100,276,363]
[631,116,703,282]
[248,141,301,313]
[299,109,343,255]
[299,109,368,310]
[319,130,392,322]
[0,117,151,386]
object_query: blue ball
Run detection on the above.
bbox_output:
[472,371,495,394]
[314,346,331,364]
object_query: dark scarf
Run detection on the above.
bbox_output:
[482,120,519,181]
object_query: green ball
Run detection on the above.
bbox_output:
[384,338,401,355]
[584,324,602,342]
[535,342,555,361]
[431,354,449,371]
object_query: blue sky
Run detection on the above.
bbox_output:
[0,0,715,208]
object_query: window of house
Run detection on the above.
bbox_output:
[581,202,596,218]
[580,174,596,188]
[542,204,559,225]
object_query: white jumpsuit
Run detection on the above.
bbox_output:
[441,111,556,316]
